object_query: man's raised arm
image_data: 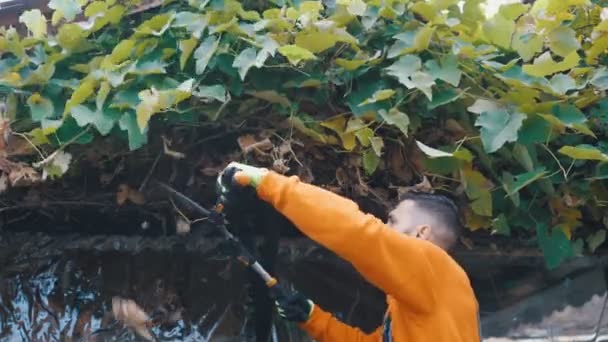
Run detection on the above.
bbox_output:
[256,171,446,314]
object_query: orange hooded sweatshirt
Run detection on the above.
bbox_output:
[256,171,481,341]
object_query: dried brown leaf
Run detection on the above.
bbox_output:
[388,145,412,182]
[444,118,467,139]
[396,176,434,199]
[8,165,40,187]
[116,184,129,205]
[162,136,186,159]
[272,158,290,173]
[116,184,146,205]
[0,173,8,194]
[237,134,273,154]
[112,297,153,341]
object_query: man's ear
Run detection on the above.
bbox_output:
[415,224,432,240]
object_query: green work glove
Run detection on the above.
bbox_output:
[217,162,268,198]
[275,291,314,323]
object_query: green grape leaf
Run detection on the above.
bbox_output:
[173,12,208,38]
[386,55,435,100]
[49,0,82,24]
[378,108,409,137]
[119,111,148,150]
[428,88,462,109]
[71,104,120,136]
[424,54,462,87]
[27,93,54,122]
[548,27,581,58]
[194,36,220,74]
[537,223,573,269]
[363,148,380,175]
[475,110,525,153]
[587,230,606,253]
[492,214,511,236]
[232,47,258,80]
[503,167,547,196]
[193,85,228,103]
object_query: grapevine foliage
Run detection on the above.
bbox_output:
[2,0,608,268]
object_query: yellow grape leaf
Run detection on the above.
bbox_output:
[246,90,290,107]
[277,45,316,65]
[522,51,580,77]
[499,3,529,19]
[0,72,22,87]
[19,9,47,39]
[109,39,135,65]
[335,58,366,70]
[64,78,97,116]
[295,32,339,53]
[513,32,543,62]
[97,81,111,109]
[28,128,50,145]
[556,207,582,239]
[371,136,383,156]
[136,88,161,131]
[320,116,346,134]
[482,13,515,49]
[461,167,493,217]
[179,37,198,70]
[134,13,174,36]
[410,2,436,21]
[106,5,126,24]
[586,33,608,64]
[414,24,434,51]
[341,132,357,150]
[545,0,590,13]
[355,127,374,147]
[56,23,88,50]
[359,89,396,106]
[136,79,194,132]
[295,32,343,53]
[85,1,107,17]
[558,145,608,161]
[288,116,339,145]
[300,1,324,17]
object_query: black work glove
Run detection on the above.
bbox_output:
[275,291,314,323]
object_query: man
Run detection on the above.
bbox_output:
[217,162,481,341]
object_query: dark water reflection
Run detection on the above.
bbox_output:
[0,233,385,342]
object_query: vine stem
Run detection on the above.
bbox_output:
[33,126,92,168]
[540,143,569,180]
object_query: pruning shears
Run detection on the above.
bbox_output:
[156,182,288,300]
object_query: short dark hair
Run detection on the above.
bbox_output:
[398,191,464,248]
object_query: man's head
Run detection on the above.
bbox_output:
[387,192,463,251]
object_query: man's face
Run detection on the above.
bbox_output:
[386,199,424,237]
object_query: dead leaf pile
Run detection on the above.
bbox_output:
[0,157,41,192]
[112,296,154,341]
